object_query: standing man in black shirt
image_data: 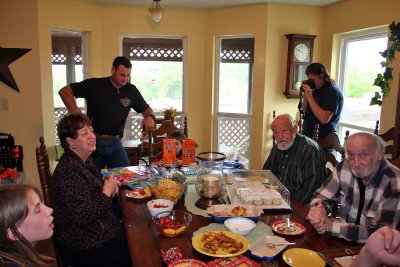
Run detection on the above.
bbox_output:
[59,56,155,169]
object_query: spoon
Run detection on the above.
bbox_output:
[266,242,295,248]
[285,217,295,231]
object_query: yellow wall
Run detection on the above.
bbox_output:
[1,0,399,190]
[0,0,42,189]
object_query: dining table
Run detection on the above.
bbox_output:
[118,181,361,267]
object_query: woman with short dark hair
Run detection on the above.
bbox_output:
[51,113,131,267]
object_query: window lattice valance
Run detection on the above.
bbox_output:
[221,38,254,63]
[123,38,183,62]
[52,36,82,65]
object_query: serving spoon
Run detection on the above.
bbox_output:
[265,242,295,248]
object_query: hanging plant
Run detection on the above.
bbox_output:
[370,21,400,106]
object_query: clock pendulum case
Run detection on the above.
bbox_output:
[284,34,317,98]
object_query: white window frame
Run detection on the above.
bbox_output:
[336,26,388,139]
[214,35,254,166]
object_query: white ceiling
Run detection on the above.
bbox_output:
[89,0,343,9]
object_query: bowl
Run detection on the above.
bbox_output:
[147,199,174,217]
[152,210,192,237]
[249,235,289,261]
[224,217,256,236]
[147,176,187,205]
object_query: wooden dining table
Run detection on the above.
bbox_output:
[118,187,360,267]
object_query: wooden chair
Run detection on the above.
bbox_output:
[374,120,400,166]
[35,137,67,267]
[313,124,346,167]
[272,110,276,145]
[141,115,188,163]
[36,137,52,206]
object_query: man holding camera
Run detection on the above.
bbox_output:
[301,63,343,140]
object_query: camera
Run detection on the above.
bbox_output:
[301,79,316,92]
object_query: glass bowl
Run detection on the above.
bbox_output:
[152,210,192,237]
[147,176,187,205]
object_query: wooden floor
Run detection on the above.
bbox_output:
[36,238,58,267]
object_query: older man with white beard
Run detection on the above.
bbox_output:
[306,132,400,243]
[263,114,328,204]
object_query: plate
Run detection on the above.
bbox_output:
[126,187,152,199]
[283,248,325,267]
[192,230,249,257]
[168,259,207,267]
[271,220,306,236]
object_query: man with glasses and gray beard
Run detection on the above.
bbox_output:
[307,132,400,243]
[263,114,328,204]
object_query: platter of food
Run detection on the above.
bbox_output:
[271,220,306,236]
[126,187,152,199]
[208,255,259,267]
[192,230,249,257]
[207,204,263,223]
[226,170,291,211]
[167,259,207,267]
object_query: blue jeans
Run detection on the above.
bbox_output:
[94,139,130,170]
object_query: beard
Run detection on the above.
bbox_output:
[277,136,295,151]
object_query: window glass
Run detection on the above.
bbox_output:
[338,30,387,139]
[219,63,250,114]
[341,37,387,130]
[215,37,254,168]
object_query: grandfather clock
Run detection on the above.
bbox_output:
[284,34,317,98]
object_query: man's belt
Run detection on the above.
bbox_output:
[95,134,120,142]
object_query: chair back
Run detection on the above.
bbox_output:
[35,137,67,267]
[374,120,400,161]
[272,110,276,145]
[142,116,188,163]
[312,124,345,167]
[36,136,52,206]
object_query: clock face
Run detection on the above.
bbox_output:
[294,43,310,62]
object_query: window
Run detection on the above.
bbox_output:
[337,28,388,139]
[51,30,87,142]
[215,37,254,168]
[123,37,184,140]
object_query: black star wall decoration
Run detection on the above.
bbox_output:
[0,47,31,92]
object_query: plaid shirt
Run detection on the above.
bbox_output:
[310,159,400,243]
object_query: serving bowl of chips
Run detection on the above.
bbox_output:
[147,176,187,205]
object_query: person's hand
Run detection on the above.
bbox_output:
[102,175,120,197]
[306,202,329,234]
[351,227,400,267]
[142,116,156,131]
[173,159,182,167]
[301,81,314,98]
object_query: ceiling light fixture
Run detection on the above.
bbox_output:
[148,0,164,23]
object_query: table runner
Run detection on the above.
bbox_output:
[184,191,211,217]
